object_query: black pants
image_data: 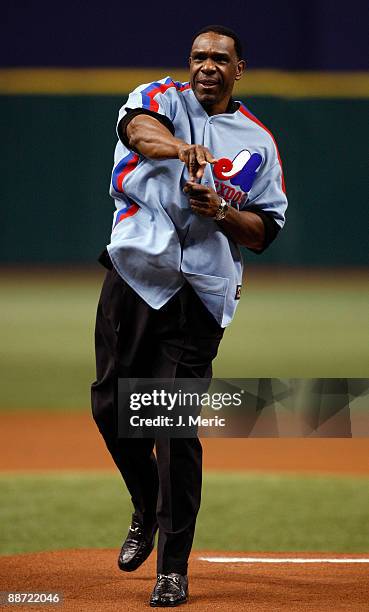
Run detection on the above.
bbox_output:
[91,264,224,574]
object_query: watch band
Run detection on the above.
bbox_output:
[214,197,229,221]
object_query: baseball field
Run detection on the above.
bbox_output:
[0,267,368,611]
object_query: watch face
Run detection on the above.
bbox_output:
[215,208,226,221]
[215,198,228,220]
[221,201,229,215]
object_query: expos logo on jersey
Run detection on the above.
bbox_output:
[213,149,262,207]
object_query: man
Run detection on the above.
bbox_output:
[91,24,287,607]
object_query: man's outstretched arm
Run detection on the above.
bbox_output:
[125,114,217,181]
[124,115,276,252]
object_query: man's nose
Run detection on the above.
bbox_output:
[201,59,216,72]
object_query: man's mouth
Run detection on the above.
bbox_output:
[197,80,219,88]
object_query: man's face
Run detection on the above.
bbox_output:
[189,32,245,110]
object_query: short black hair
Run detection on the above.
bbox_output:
[191,25,243,60]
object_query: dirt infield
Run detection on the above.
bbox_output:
[0,549,368,611]
[2,414,369,610]
[1,412,369,474]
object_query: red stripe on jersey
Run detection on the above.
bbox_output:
[147,81,191,110]
[116,202,140,223]
[116,153,140,192]
[147,83,176,111]
[239,105,286,193]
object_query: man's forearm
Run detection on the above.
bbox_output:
[126,114,184,159]
[183,181,266,251]
[125,114,216,181]
[218,207,265,251]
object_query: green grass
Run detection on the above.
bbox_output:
[0,472,368,555]
[0,271,368,410]
[215,280,369,379]
[0,274,99,410]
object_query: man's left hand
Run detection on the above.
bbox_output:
[183,182,221,217]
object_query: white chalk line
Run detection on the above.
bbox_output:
[198,557,369,564]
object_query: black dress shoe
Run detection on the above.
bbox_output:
[150,573,188,607]
[117,519,156,572]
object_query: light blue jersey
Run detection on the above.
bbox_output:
[107,77,287,327]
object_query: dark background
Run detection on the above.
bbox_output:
[2,0,368,70]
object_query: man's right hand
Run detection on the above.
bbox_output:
[177,144,217,181]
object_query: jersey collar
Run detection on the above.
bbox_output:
[185,89,240,119]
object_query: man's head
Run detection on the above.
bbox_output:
[189,25,246,115]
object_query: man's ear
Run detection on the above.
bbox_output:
[235,60,246,81]
[188,56,192,68]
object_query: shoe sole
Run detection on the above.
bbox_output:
[149,596,188,607]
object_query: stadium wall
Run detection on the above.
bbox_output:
[0,75,367,265]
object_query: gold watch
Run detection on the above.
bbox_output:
[214,197,229,221]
